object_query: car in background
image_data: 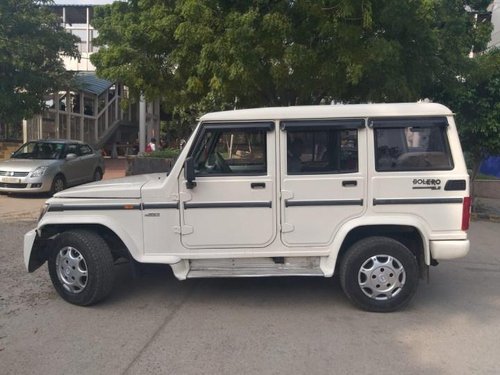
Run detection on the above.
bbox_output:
[0,140,105,195]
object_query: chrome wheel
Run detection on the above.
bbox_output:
[358,255,406,301]
[55,246,88,294]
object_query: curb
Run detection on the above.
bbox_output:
[471,212,500,223]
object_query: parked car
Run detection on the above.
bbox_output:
[0,140,104,195]
[24,103,471,312]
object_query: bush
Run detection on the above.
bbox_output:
[142,148,181,159]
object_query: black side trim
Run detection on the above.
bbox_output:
[286,199,363,207]
[369,117,448,128]
[184,201,272,209]
[444,180,467,191]
[202,122,274,131]
[48,204,142,212]
[281,119,364,130]
[143,202,179,209]
[47,204,64,212]
[373,198,463,206]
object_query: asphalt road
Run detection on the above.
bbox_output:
[1,193,499,374]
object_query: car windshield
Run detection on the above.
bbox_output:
[12,142,65,160]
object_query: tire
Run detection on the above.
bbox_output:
[339,236,419,312]
[50,174,65,195]
[93,168,103,181]
[48,230,115,306]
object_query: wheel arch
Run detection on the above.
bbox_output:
[320,216,430,277]
[336,225,426,278]
[28,220,140,272]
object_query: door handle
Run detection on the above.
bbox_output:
[251,182,266,189]
[342,180,357,187]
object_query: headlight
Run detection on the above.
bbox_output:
[31,166,48,177]
[38,204,49,222]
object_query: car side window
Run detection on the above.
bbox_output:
[286,128,359,175]
[192,125,268,176]
[373,118,454,171]
[65,144,79,157]
[79,145,93,156]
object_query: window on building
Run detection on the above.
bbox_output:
[64,6,87,25]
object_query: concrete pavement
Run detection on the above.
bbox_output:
[103,157,127,180]
[474,197,500,222]
[0,196,499,374]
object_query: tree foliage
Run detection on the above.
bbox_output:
[91,0,492,126]
[437,49,500,177]
[0,0,79,124]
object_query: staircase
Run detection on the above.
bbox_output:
[95,119,138,150]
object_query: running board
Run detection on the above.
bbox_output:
[187,257,324,278]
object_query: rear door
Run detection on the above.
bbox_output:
[280,119,367,246]
[78,144,96,182]
[370,116,465,231]
[179,122,277,249]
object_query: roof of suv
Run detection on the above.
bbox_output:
[199,103,453,122]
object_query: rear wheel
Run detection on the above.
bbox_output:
[48,230,115,306]
[339,236,419,312]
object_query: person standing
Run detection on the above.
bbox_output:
[145,137,156,153]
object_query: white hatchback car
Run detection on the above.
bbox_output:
[24,103,471,312]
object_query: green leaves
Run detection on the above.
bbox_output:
[0,0,79,124]
[90,0,492,127]
[437,49,500,176]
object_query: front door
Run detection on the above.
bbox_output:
[280,119,367,246]
[179,122,277,249]
[61,143,82,185]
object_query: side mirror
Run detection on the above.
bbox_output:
[66,153,77,160]
[184,156,197,189]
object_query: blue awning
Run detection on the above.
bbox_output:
[72,72,113,96]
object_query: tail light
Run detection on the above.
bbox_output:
[461,196,471,231]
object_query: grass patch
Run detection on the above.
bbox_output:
[476,173,500,180]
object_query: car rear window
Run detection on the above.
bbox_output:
[373,117,454,171]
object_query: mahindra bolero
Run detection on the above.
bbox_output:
[24,103,471,312]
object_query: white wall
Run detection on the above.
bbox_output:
[489,0,500,48]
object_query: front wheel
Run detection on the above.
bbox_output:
[93,168,103,181]
[48,230,115,306]
[50,175,65,195]
[339,236,419,312]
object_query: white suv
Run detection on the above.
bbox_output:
[24,103,471,312]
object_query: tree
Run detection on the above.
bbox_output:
[91,0,491,125]
[0,0,79,125]
[437,49,500,180]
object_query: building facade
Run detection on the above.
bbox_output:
[1,0,159,157]
[488,0,500,49]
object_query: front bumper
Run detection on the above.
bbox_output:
[430,239,470,260]
[24,229,38,271]
[24,229,49,272]
[0,175,52,193]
